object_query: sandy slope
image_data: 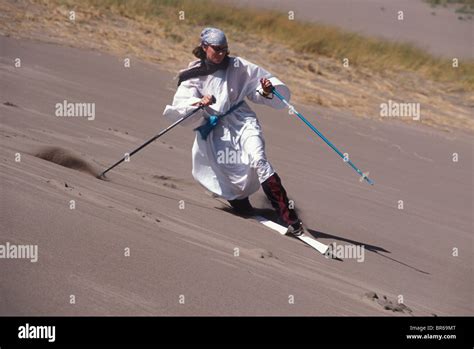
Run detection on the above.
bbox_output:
[217,0,474,58]
[0,36,472,315]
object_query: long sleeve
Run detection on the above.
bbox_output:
[242,58,291,110]
[162,78,204,127]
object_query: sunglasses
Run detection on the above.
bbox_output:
[206,44,228,53]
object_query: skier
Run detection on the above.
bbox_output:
[163,27,303,235]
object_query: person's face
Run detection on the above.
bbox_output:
[203,44,228,64]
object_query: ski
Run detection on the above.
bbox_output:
[212,196,331,255]
[253,215,330,255]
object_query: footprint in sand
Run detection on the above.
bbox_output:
[163,182,178,189]
[45,179,82,196]
[364,291,413,315]
[106,127,129,135]
[151,175,181,190]
[247,248,278,260]
[3,101,19,107]
[134,208,161,224]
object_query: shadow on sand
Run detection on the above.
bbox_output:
[306,228,430,275]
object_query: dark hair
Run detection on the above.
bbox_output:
[192,45,206,60]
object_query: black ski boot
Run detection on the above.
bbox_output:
[261,173,304,236]
[228,197,254,216]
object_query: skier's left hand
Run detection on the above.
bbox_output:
[260,78,273,94]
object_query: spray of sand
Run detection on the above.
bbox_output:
[35,146,102,178]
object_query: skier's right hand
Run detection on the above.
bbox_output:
[192,95,215,107]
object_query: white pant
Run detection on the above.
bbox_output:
[242,135,275,183]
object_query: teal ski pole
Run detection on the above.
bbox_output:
[271,87,374,185]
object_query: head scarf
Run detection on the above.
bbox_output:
[177,27,230,86]
[200,27,228,46]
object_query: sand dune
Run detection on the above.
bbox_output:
[218,0,474,58]
[0,36,472,315]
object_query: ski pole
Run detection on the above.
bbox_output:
[98,96,215,179]
[271,87,374,185]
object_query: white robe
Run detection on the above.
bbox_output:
[163,56,291,200]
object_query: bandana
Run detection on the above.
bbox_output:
[200,27,227,46]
